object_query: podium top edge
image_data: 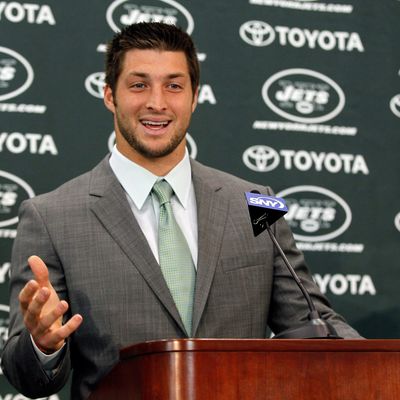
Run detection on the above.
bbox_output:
[120,339,400,360]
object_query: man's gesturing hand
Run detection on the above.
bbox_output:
[18,255,83,354]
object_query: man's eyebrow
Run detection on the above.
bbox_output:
[126,71,187,79]
[166,73,186,79]
[127,72,149,78]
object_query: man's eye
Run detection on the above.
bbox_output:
[131,82,146,89]
[168,83,182,90]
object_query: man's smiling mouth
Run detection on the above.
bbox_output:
[141,120,171,130]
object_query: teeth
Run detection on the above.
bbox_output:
[142,120,169,126]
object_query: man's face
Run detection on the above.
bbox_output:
[104,49,198,168]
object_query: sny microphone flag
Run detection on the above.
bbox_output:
[245,192,288,236]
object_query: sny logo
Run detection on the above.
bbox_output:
[247,194,286,210]
[245,192,288,235]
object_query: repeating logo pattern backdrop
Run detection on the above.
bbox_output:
[1,0,399,397]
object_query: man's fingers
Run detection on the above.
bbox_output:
[19,280,39,312]
[28,255,50,287]
[30,298,67,336]
[35,314,83,353]
[23,287,51,330]
[53,314,83,340]
[20,256,58,317]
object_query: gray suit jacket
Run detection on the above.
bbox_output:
[2,157,360,399]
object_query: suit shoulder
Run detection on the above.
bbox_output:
[27,157,110,209]
[31,171,91,206]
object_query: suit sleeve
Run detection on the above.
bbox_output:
[1,199,72,397]
[264,188,362,339]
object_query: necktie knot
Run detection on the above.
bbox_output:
[152,180,173,206]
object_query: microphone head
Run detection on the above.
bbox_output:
[245,191,288,236]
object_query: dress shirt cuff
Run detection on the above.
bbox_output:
[30,334,65,370]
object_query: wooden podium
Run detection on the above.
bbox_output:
[89,339,400,399]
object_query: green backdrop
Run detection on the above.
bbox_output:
[1,0,399,398]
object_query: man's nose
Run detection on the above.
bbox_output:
[146,87,167,111]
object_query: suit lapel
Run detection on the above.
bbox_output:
[88,158,186,332]
[191,161,230,335]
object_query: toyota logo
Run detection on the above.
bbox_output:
[395,212,400,232]
[85,72,105,99]
[390,94,400,118]
[239,21,275,47]
[242,145,280,172]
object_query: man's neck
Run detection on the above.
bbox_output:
[116,144,186,177]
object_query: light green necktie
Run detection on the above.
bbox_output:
[152,179,196,336]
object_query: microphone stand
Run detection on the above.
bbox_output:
[265,222,342,339]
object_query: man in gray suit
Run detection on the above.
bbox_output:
[2,22,361,399]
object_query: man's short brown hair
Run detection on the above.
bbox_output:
[105,22,200,95]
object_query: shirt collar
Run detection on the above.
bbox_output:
[109,146,192,210]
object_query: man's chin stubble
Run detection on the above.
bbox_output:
[122,131,185,159]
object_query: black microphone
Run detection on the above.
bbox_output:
[245,190,341,339]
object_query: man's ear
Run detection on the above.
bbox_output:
[104,84,116,113]
[191,86,199,113]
